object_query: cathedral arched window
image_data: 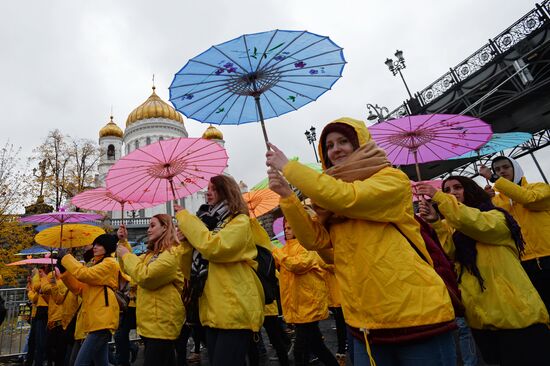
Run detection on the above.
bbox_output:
[146,137,151,145]
[159,136,164,141]
[107,145,115,160]
[134,140,139,150]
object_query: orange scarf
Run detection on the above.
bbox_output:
[315,140,391,226]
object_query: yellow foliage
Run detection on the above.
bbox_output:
[0,219,35,287]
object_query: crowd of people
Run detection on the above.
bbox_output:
[21,117,550,366]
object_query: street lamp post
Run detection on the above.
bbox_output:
[304,126,319,163]
[366,103,390,122]
[385,50,414,100]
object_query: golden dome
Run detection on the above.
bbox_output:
[202,125,224,140]
[126,86,184,127]
[99,116,123,138]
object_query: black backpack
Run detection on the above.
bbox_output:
[254,245,279,304]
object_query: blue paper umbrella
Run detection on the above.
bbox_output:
[450,132,532,159]
[169,29,346,147]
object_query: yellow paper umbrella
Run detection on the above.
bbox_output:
[35,224,106,249]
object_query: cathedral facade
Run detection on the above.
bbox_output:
[96,86,225,221]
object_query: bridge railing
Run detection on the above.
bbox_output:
[0,288,30,359]
[393,1,550,112]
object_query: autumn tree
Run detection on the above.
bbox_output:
[31,130,101,210]
[0,219,34,287]
[0,142,32,217]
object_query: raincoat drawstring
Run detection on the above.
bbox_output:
[360,328,376,366]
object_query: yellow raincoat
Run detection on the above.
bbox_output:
[61,255,120,335]
[279,117,454,330]
[273,238,328,324]
[176,210,264,331]
[320,263,342,308]
[431,190,549,329]
[60,290,81,331]
[41,272,67,327]
[32,274,49,307]
[120,245,190,340]
[492,176,550,261]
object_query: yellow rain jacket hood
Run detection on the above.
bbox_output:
[432,191,549,329]
[273,238,329,324]
[492,174,550,261]
[279,117,455,330]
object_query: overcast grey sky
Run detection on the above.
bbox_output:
[2,0,546,192]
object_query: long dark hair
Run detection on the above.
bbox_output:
[442,175,525,291]
[210,175,249,216]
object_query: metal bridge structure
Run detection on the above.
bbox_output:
[381,1,550,181]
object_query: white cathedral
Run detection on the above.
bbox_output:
[96,85,226,220]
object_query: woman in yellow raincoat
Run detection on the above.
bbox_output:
[266,118,456,366]
[174,175,264,366]
[416,175,550,366]
[116,214,189,366]
[58,234,120,366]
[275,218,338,366]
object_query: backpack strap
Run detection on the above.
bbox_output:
[391,223,429,264]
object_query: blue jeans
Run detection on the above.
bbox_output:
[74,329,111,366]
[456,317,478,366]
[353,331,456,366]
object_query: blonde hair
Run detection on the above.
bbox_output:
[147,214,179,255]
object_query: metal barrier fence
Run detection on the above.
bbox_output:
[0,288,140,361]
[0,288,30,359]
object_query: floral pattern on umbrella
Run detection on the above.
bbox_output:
[35,224,106,249]
[369,114,493,180]
[106,137,228,204]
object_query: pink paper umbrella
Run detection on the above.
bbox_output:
[106,137,228,204]
[272,217,285,245]
[72,187,161,221]
[19,210,103,225]
[7,257,57,266]
[369,114,493,180]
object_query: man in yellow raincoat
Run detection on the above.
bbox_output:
[480,156,550,312]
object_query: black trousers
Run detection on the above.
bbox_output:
[248,315,290,366]
[142,337,176,366]
[523,256,550,312]
[46,324,66,366]
[472,323,550,366]
[329,307,347,354]
[204,327,252,366]
[294,322,338,366]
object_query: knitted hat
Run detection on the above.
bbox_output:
[319,123,360,168]
[92,234,118,256]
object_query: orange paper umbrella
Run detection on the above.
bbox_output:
[242,189,279,218]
